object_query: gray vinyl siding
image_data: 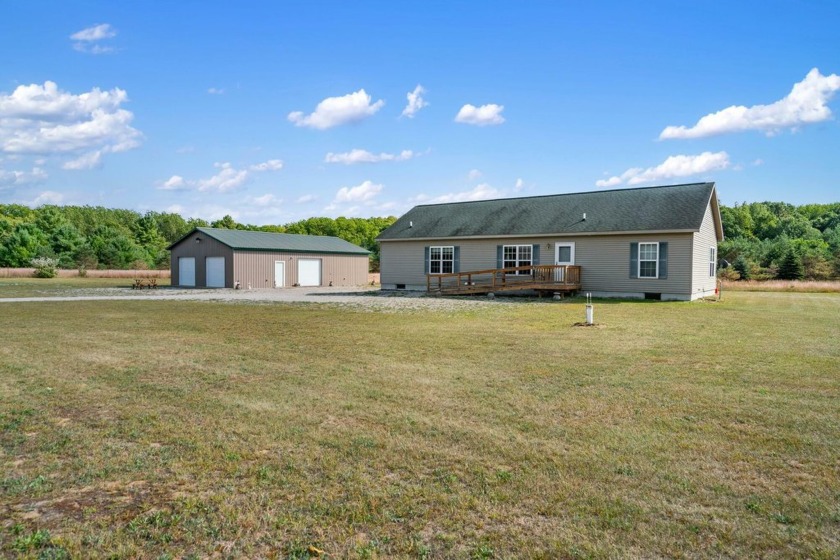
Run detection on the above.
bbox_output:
[169,231,233,287]
[233,251,368,289]
[381,233,694,297]
[691,202,719,298]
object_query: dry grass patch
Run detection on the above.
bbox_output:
[722,279,840,293]
[1,293,838,558]
[0,277,171,298]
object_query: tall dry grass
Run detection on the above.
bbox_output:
[0,267,170,279]
[722,279,840,293]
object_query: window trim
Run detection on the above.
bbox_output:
[638,242,659,279]
[502,244,533,275]
[428,245,454,275]
[709,247,716,277]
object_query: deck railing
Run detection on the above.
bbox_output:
[427,264,581,295]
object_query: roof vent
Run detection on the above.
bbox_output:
[582,213,587,221]
[409,221,413,228]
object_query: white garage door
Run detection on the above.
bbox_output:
[206,257,225,288]
[297,259,321,287]
[178,257,195,287]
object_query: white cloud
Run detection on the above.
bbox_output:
[429,183,502,203]
[160,175,187,190]
[249,193,281,206]
[0,166,48,188]
[514,178,524,191]
[401,85,428,118]
[467,168,482,181]
[660,68,840,139]
[455,103,505,126]
[596,151,730,187]
[0,81,141,167]
[31,190,64,206]
[207,87,225,95]
[335,180,383,203]
[62,150,102,170]
[196,162,249,192]
[324,148,415,164]
[71,23,117,42]
[70,24,117,54]
[249,159,283,171]
[753,158,764,166]
[595,175,624,188]
[158,158,283,192]
[296,194,317,203]
[288,89,384,130]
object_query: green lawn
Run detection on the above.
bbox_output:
[1,293,838,558]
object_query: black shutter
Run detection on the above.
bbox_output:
[630,242,638,279]
[453,246,460,273]
[659,242,668,279]
[532,244,540,266]
[424,246,430,274]
[497,245,503,269]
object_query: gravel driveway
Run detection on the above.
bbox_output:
[0,286,530,312]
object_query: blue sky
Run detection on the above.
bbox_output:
[1,1,838,224]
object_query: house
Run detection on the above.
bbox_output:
[376,182,723,301]
[168,227,370,288]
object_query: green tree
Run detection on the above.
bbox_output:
[49,223,87,267]
[88,225,147,268]
[777,248,804,280]
[211,215,239,229]
[0,223,49,267]
[733,255,751,280]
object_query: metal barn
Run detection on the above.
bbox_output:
[168,227,369,289]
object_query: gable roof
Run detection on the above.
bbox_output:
[377,182,721,241]
[169,227,370,255]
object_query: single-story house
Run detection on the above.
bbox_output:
[376,182,723,301]
[168,227,370,288]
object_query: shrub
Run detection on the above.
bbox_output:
[31,256,59,278]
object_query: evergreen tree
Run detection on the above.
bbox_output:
[733,255,751,280]
[777,249,804,280]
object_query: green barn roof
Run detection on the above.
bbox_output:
[377,182,719,241]
[169,227,370,255]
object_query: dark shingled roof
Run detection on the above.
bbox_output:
[169,227,370,255]
[377,182,717,240]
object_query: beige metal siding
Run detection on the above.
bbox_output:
[381,233,693,297]
[169,232,233,287]
[691,202,719,298]
[233,251,368,288]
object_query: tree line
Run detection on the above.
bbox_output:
[0,205,396,272]
[719,201,840,280]
[2,200,838,279]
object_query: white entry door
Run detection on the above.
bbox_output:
[178,257,195,287]
[274,260,285,288]
[554,242,575,282]
[297,259,321,287]
[206,257,225,287]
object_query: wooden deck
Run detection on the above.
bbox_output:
[427,265,581,295]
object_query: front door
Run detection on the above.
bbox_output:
[554,242,575,282]
[274,260,285,288]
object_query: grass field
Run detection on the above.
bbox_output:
[0,277,171,299]
[1,293,838,558]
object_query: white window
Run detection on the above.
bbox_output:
[709,247,717,277]
[638,242,659,278]
[429,246,454,274]
[503,245,532,275]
